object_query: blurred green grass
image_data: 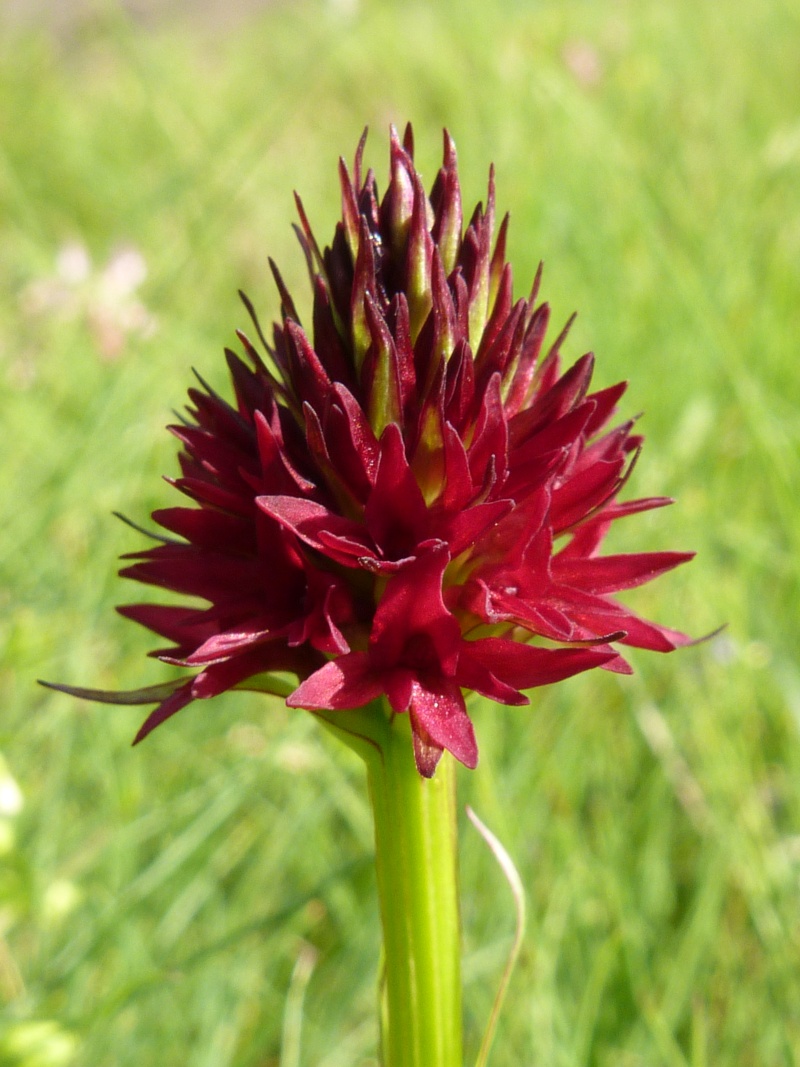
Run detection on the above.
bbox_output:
[1,0,799,1064]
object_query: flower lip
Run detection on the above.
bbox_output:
[43,124,696,775]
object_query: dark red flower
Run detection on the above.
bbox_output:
[44,126,694,776]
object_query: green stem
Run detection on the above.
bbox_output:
[315,703,463,1067]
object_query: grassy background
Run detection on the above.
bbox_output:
[2,0,799,1063]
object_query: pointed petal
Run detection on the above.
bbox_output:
[363,292,403,436]
[583,380,628,437]
[444,498,513,558]
[133,683,195,743]
[505,298,550,416]
[550,456,626,530]
[370,544,460,670]
[441,419,475,510]
[463,638,616,689]
[384,668,415,715]
[406,169,434,340]
[183,625,277,665]
[429,129,462,275]
[365,422,429,553]
[287,654,383,710]
[553,550,695,594]
[257,496,371,559]
[327,383,381,496]
[411,732,444,779]
[468,372,509,488]
[549,585,693,652]
[117,603,217,649]
[189,644,310,699]
[454,651,528,705]
[408,678,478,772]
[284,320,332,413]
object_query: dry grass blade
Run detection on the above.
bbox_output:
[466,806,527,1067]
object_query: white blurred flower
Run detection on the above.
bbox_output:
[55,241,91,285]
[98,246,148,301]
[19,240,157,360]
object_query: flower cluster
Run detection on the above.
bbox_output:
[49,127,692,776]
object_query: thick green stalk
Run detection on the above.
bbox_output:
[315,703,463,1067]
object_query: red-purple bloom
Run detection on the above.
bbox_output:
[46,127,693,777]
